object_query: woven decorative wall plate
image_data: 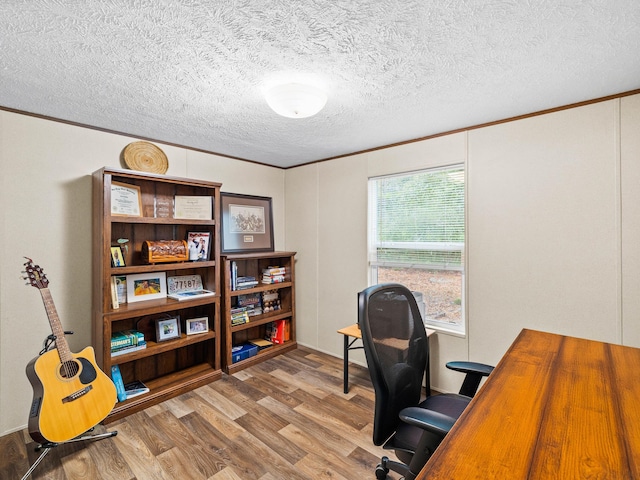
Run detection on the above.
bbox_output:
[123,141,169,174]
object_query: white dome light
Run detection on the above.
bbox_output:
[265,83,328,118]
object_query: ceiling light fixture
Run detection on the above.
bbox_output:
[265,83,328,118]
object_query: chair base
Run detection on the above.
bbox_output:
[376,455,415,480]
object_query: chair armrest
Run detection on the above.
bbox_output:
[399,407,457,437]
[446,361,494,377]
[446,361,495,398]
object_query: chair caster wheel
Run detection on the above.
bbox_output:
[376,457,390,479]
[375,465,389,479]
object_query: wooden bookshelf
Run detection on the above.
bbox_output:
[92,167,222,422]
[221,252,297,374]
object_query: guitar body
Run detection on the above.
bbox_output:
[26,345,117,444]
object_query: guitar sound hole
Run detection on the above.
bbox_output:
[59,360,80,379]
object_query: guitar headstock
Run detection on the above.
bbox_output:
[23,257,49,289]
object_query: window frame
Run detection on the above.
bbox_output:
[368,164,466,335]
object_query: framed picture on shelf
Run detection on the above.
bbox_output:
[110,246,125,267]
[186,231,211,261]
[111,182,142,217]
[126,272,167,303]
[221,193,274,253]
[155,315,181,342]
[185,316,209,335]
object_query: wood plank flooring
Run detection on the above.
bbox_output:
[0,346,397,480]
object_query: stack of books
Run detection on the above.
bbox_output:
[111,330,146,357]
[262,290,281,313]
[231,307,250,326]
[235,275,258,290]
[237,293,263,317]
[262,266,286,284]
[229,262,260,290]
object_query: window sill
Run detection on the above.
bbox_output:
[425,323,466,338]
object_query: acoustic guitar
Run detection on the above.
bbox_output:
[23,258,117,444]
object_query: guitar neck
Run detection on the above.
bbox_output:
[39,288,72,362]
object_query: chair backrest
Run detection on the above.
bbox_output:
[358,283,429,446]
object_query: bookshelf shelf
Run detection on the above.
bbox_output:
[92,167,222,422]
[221,251,297,373]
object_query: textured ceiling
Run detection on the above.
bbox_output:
[1,1,640,168]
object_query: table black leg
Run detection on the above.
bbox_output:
[343,334,349,394]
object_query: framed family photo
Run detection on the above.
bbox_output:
[156,315,181,342]
[126,272,167,303]
[187,231,211,261]
[110,246,125,267]
[185,316,209,335]
[221,193,274,253]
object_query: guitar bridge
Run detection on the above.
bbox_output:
[62,385,93,403]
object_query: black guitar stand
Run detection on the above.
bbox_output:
[21,429,118,480]
[21,333,118,480]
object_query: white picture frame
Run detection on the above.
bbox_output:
[185,316,209,335]
[126,272,167,303]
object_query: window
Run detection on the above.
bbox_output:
[368,165,465,334]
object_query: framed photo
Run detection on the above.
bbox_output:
[156,315,181,342]
[110,246,126,267]
[221,193,274,253]
[187,231,211,261]
[111,182,142,217]
[185,316,209,335]
[126,272,167,303]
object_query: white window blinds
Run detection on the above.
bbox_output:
[369,165,465,270]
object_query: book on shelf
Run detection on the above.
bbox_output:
[266,320,290,344]
[111,329,145,350]
[111,342,147,357]
[235,277,258,290]
[262,266,286,284]
[231,310,250,326]
[110,276,119,309]
[237,293,263,317]
[231,261,238,290]
[123,380,150,399]
[262,274,285,284]
[168,289,215,301]
[263,266,286,275]
[110,365,127,402]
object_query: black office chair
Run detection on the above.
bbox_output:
[358,283,493,480]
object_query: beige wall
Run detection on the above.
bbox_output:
[0,111,285,436]
[286,95,640,392]
[2,93,640,436]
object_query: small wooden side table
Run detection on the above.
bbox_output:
[337,324,436,394]
[337,324,364,393]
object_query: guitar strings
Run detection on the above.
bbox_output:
[42,288,77,380]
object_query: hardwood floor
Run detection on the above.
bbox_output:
[0,346,396,480]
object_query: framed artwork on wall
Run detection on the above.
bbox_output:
[221,193,274,253]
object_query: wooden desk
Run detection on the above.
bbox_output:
[418,329,640,479]
[337,324,435,394]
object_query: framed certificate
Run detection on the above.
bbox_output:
[111,182,142,217]
[174,196,212,220]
